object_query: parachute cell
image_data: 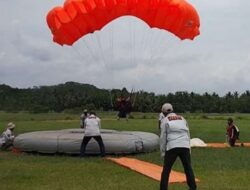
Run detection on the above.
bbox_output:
[47,0,200,45]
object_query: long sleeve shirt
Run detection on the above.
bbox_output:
[160,113,190,156]
[0,129,15,145]
[84,114,101,136]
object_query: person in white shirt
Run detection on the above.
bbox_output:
[0,122,15,150]
[158,112,165,130]
[80,109,89,128]
[159,103,196,190]
[80,112,105,157]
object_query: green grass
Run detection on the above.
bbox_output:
[1,112,250,190]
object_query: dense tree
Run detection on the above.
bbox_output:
[0,82,250,113]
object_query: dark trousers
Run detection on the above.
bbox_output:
[160,148,196,190]
[80,135,105,157]
[229,138,236,146]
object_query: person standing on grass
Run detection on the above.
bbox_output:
[80,109,89,128]
[80,112,105,157]
[158,111,165,130]
[159,103,196,190]
[0,122,16,150]
[226,117,240,147]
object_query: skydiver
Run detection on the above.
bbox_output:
[117,97,130,121]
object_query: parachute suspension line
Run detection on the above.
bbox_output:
[128,17,136,68]
[104,21,115,100]
[129,17,137,90]
[145,29,155,65]
[71,39,93,63]
[141,24,148,47]
[57,25,96,65]
[96,33,108,65]
[132,89,138,107]
[155,31,178,65]
[146,31,154,65]
[81,37,99,63]
[71,45,87,61]
[148,31,164,65]
[63,21,92,63]
[146,0,166,65]
[128,18,133,67]
[140,26,153,65]
[129,88,134,101]
[137,21,148,66]
[107,19,115,86]
[109,89,114,110]
[132,17,136,67]
[56,19,97,65]
[110,21,114,67]
[109,20,115,89]
[147,31,166,65]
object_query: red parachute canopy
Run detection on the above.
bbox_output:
[47,0,200,46]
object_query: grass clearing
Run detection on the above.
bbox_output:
[1,112,250,190]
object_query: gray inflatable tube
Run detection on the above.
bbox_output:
[14,129,159,155]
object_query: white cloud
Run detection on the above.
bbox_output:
[0,0,250,95]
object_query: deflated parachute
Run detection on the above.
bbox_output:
[47,0,200,45]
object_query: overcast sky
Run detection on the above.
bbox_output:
[0,0,250,95]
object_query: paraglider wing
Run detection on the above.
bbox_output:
[47,0,200,45]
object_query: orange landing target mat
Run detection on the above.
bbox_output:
[206,142,250,148]
[106,157,200,183]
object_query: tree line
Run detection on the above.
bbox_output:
[1,82,250,113]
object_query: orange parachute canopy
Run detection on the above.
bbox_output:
[47,0,200,46]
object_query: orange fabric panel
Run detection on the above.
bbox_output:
[47,7,61,31]
[206,143,250,148]
[47,0,200,45]
[64,3,88,36]
[65,0,88,14]
[106,157,200,183]
[132,0,154,27]
[47,7,76,45]
[54,8,82,45]
[177,2,200,40]
[72,1,97,33]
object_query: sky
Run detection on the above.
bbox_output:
[0,0,250,96]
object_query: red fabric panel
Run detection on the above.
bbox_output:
[47,0,200,45]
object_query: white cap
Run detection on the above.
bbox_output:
[7,122,15,129]
[161,103,173,113]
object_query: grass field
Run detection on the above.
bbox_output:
[0,112,250,190]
